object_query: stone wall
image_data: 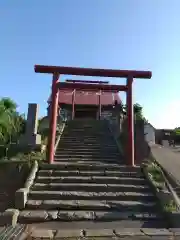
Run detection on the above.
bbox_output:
[119,118,150,165]
[144,124,155,144]
[0,162,29,211]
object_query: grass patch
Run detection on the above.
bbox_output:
[145,160,178,212]
[164,200,178,212]
[147,161,164,184]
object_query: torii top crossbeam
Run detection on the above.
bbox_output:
[34,65,152,79]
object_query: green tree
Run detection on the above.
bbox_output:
[0,98,25,145]
[122,103,148,123]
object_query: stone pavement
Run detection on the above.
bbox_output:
[24,227,180,239]
[0,224,26,239]
[150,144,180,185]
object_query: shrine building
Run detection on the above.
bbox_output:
[47,80,123,121]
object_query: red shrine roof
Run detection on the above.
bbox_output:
[48,89,121,106]
[48,80,121,106]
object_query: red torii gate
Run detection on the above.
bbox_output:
[34,65,152,166]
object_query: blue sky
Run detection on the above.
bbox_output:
[0,0,180,129]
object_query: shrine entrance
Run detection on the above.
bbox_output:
[75,109,97,119]
[34,65,151,166]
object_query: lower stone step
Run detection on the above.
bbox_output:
[32,183,151,192]
[36,176,146,185]
[26,199,158,212]
[18,210,163,223]
[29,190,155,201]
[38,170,143,178]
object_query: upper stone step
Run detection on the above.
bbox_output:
[60,134,112,137]
[36,176,146,185]
[54,154,121,159]
[59,141,115,144]
[40,163,141,172]
[54,160,122,165]
[32,183,151,193]
[57,146,119,150]
[55,150,120,154]
[38,170,143,178]
[57,144,117,148]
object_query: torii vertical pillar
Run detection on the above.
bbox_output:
[126,76,134,166]
[47,74,59,164]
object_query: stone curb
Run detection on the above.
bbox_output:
[0,209,19,227]
[142,164,180,228]
[15,160,39,209]
[147,154,180,209]
[0,160,30,164]
[28,228,178,239]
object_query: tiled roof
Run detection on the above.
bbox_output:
[48,89,121,106]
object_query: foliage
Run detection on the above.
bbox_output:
[174,127,180,136]
[14,151,46,162]
[0,97,26,145]
[121,103,148,123]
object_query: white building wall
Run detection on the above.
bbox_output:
[144,124,155,144]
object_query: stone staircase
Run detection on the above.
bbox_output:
[18,119,167,228]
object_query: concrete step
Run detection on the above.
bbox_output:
[62,132,109,135]
[26,220,169,229]
[38,170,143,177]
[36,176,146,185]
[55,149,120,153]
[55,154,122,160]
[18,210,163,223]
[57,147,119,151]
[60,139,114,142]
[57,146,118,150]
[56,149,120,157]
[54,160,122,165]
[29,190,155,201]
[60,135,113,138]
[61,132,109,134]
[58,143,116,147]
[59,140,115,144]
[54,154,121,159]
[40,163,140,172]
[58,143,117,146]
[32,183,151,193]
[26,199,158,212]
[57,146,117,150]
[60,137,113,140]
